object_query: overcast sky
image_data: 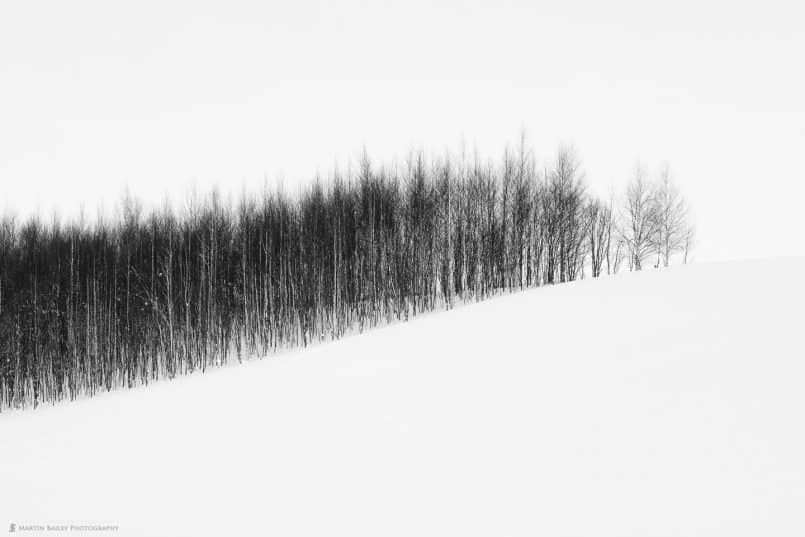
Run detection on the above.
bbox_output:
[1,0,803,262]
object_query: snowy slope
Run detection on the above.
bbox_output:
[1,258,804,536]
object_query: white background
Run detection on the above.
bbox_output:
[1,0,803,262]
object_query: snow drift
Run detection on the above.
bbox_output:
[1,258,804,536]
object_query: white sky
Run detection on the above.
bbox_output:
[1,0,803,262]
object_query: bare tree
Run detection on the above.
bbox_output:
[653,163,691,267]
[620,164,660,271]
[585,198,612,278]
[543,146,586,283]
[682,225,695,264]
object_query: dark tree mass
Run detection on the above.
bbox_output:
[0,144,693,411]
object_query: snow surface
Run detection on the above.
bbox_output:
[1,258,804,536]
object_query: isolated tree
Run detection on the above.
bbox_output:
[682,225,695,264]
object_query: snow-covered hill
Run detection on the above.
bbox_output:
[1,259,804,536]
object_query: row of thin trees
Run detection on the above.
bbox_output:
[0,144,693,410]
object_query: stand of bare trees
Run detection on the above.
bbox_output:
[619,162,694,270]
[0,145,694,411]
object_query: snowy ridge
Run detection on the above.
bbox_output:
[1,258,804,536]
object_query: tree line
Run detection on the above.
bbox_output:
[0,143,694,411]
